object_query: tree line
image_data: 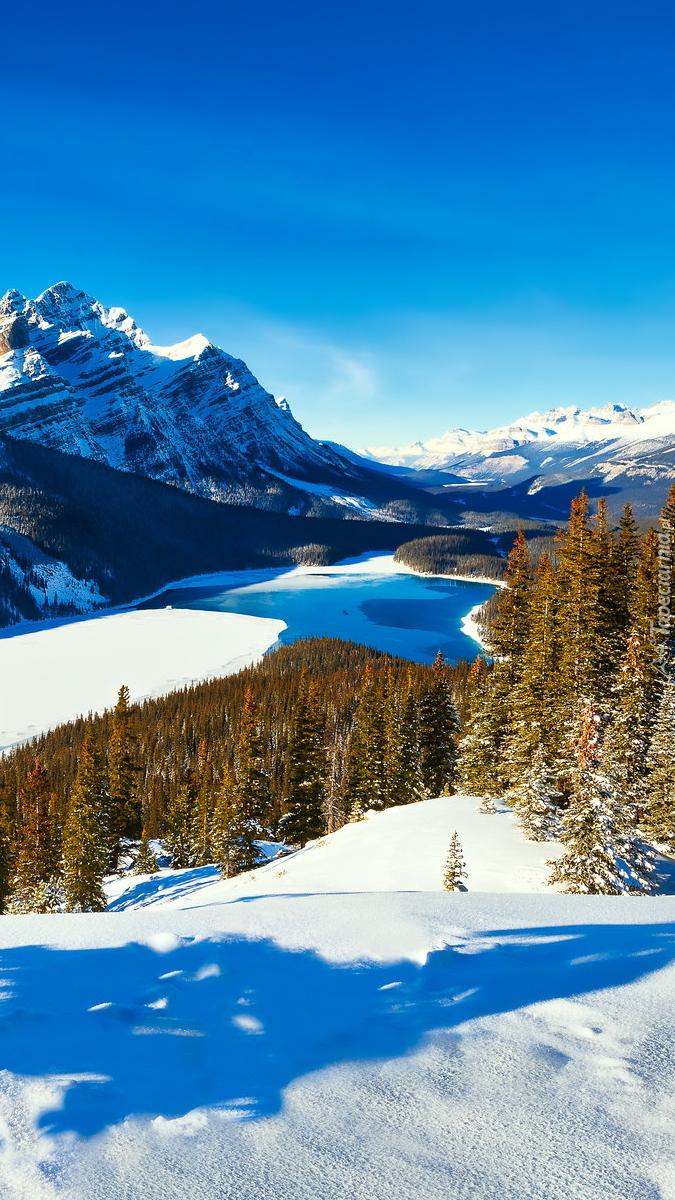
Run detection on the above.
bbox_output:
[0,639,467,912]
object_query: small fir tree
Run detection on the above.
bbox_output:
[62,731,109,912]
[443,830,467,891]
[135,830,159,875]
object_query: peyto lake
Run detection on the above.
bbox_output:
[137,553,497,665]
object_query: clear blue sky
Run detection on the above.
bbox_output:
[3,0,675,446]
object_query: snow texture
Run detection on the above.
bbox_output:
[0,883,672,1198]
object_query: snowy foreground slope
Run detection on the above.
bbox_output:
[0,800,674,1200]
[107,797,565,908]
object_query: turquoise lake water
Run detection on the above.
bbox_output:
[137,557,496,664]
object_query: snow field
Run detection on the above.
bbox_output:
[106,797,568,914]
[0,891,673,1199]
[0,607,285,751]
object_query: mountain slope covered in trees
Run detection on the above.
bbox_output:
[0,434,475,626]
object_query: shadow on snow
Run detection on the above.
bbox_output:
[0,915,673,1138]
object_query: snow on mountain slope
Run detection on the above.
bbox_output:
[0,283,366,505]
[362,401,675,496]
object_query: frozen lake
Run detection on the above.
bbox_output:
[137,553,497,665]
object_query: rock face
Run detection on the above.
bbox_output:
[0,282,364,506]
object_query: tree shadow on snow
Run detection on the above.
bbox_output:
[0,918,673,1138]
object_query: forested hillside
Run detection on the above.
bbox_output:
[0,638,471,911]
[0,436,476,625]
[458,489,675,892]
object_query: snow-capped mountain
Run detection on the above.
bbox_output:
[364,401,675,477]
[0,283,393,515]
[360,402,675,514]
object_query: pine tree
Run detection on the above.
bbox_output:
[508,747,562,841]
[547,703,655,895]
[235,690,273,837]
[0,812,14,915]
[108,684,138,865]
[616,503,641,627]
[135,830,159,875]
[420,651,461,795]
[62,731,109,912]
[591,499,627,678]
[485,529,533,667]
[554,491,602,710]
[442,830,467,891]
[211,762,260,877]
[278,677,327,846]
[10,759,60,912]
[164,777,197,868]
[389,674,426,805]
[602,633,655,820]
[644,673,675,849]
[507,553,560,774]
[192,739,215,866]
[345,665,388,818]
[458,682,508,800]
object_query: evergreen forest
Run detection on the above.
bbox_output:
[1,485,674,911]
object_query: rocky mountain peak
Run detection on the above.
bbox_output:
[0,282,361,509]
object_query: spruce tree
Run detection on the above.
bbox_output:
[420,651,461,795]
[554,491,602,711]
[11,759,60,912]
[507,552,560,775]
[135,830,159,875]
[442,830,467,891]
[485,529,533,668]
[508,746,562,841]
[235,690,273,837]
[278,677,327,846]
[108,684,138,865]
[192,739,215,866]
[164,777,197,868]
[389,674,426,805]
[616,503,641,627]
[211,762,260,877]
[602,633,655,821]
[62,731,109,912]
[547,703,655,895]
[644,673,675,849]
[345,665,388,818]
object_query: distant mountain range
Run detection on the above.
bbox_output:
[358,402,675,516]
[0,283,452,526]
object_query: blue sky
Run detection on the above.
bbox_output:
[3,0,675,445]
